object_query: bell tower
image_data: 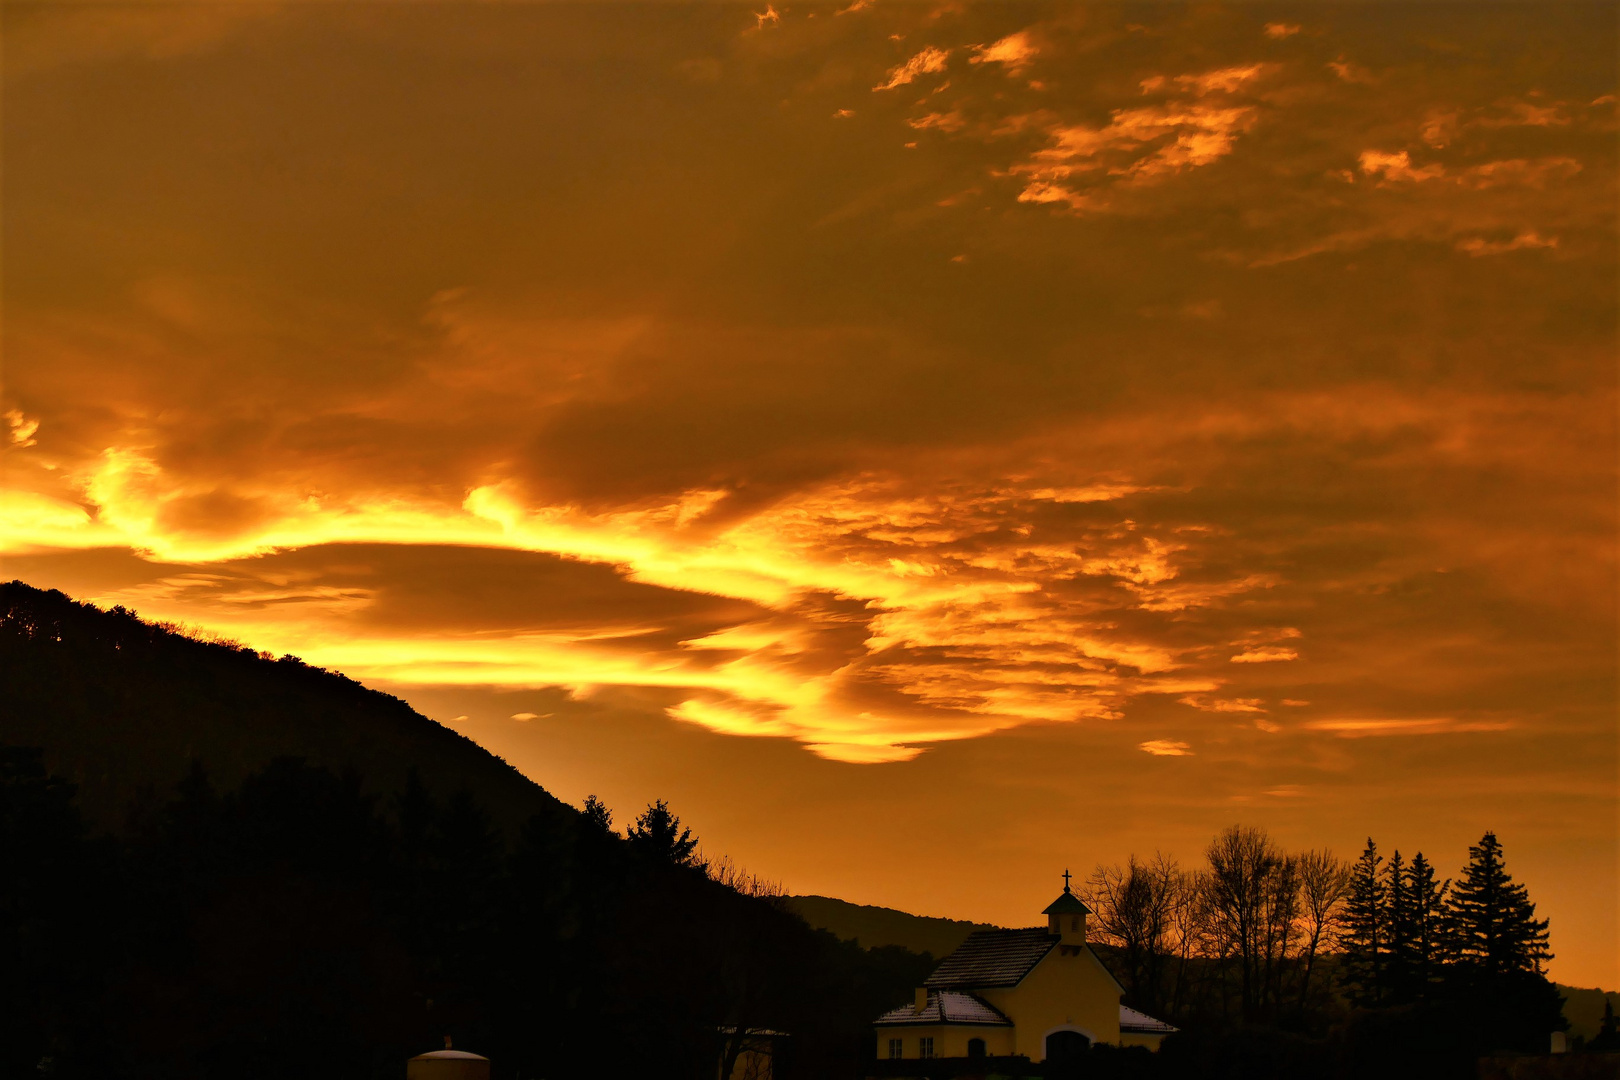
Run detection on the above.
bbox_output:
[1042,869,1090,949]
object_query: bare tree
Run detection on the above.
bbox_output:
[702,852,786,904]
[1296,849,1351,1009]
[1202,825,1297,1021]
[1258,852,1301,1013]
[1166,866,1211,1021]
[700,852,789,1080]
[1084,853,1180,1014]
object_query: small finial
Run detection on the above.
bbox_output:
[444,1036,453,1050]
[1062,868,1072,892]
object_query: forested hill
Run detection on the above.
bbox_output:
[0,580,567,833]
[787,894,1001,959]
[0,580,937,1079]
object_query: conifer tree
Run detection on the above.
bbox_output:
[1341,838,1386,1005]
[1383,849,1414,1002]
[628,799,699,865]
[1590,999,1620,1053]
[1404,852,1449,995]
[1446,831,1551,977]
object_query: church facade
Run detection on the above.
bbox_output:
[872,879,1175,1068]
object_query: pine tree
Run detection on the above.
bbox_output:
[1446,831,1551,977]
[1590,999,1620,1053]
[1341,838,1386,1005]
[1384,849,1414,1002]
[1405,852,1449,996]
[627,799,699,865]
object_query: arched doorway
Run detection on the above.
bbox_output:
[967,1037,986,1058]
[1044,1028,1090,1064]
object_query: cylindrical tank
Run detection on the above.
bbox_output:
[406,1048,490,1080]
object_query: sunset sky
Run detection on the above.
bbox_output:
[3,2,1615,987]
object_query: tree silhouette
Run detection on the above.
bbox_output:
[1342,838,1385,1005]
[1446,831,1550,977]
[1295,849,1350,1011]
[1590,999,1620,1053]
[627,799,698,865]
[1084,853,1179,1016]
[1384,850,1413,1001]
[1403,852,1448,998]
[582,794,614,834]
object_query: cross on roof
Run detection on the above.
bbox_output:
[1062,868,1072,892]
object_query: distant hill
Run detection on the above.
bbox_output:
[0,580,569,834]
[1558,984,1620,1041]
[787,894,1003,959]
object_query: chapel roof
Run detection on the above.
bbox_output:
[874,991,1012,1027]
[924,927,1058,989]
[1119,1005,1178,1035]
[1042,888,1091,916]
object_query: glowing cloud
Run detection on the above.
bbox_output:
[875,46,949,92]
[1358,149,1446,183]
[1140,739,1193,756]
[1304,718,1514,738]
[970,32,1037,75]
[1456,231,1559,256]
[4,411,40,447]
[1230,646,1298,663]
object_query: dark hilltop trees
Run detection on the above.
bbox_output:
[0,583,930,1080]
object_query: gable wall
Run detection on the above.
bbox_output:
[976,948,1121,1059]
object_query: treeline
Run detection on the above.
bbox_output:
[1082,829,1349,1027]
[0,747,931,1080]
[1081,826,1575,1076]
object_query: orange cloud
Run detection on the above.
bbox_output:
[1456,231,1559,256]
[874,46,949,92]
[1140,739,1193,756]
[970,32,1037,75]
[1230,646,1298,663]
[1304,718,1515,738]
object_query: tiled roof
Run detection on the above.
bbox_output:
[924,927,1057,989]
[1119,1005,1178,1034]
[875,991,1013,1027]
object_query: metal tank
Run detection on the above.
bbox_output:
[407,1039,490,1080]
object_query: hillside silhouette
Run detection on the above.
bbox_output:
[0,581,565,833]
[787,894,1000,958]
[0,582,935,1079]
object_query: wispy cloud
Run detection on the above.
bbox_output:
[1140,739,1193,756]
[970,32,1037,75]
[1303,718,1514,738]
[874,46,949,91]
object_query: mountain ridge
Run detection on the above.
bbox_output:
[0,580,570,835]
[786,893,1004,960]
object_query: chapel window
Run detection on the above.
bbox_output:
[919,1037,934,1059]
[887,1038,903,1059]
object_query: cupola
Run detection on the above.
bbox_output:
[1042,869,1090,947]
